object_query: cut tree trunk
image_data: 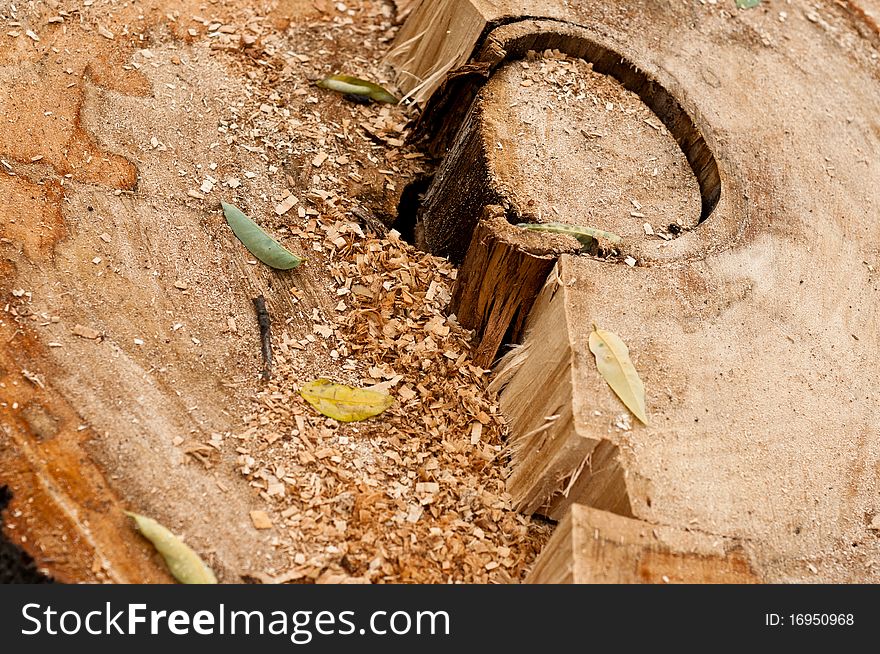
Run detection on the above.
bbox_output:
[526,504,760,584]
[417,46,704,263]
[393,0,880,581]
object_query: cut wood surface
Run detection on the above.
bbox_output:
[526,504,760,584]
[418,49,704,262]
[495,271,634,521]
[396,0,880,581]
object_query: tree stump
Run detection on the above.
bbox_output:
[417,50,704,263]
[393,0,880,581]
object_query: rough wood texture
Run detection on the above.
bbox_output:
[449,206,579,367]
[527,505,760,584]
[388,0,581,102]
[416,100,496,262]
[495,270,633,521]
[400,0,880,581]
[386,0,495,102]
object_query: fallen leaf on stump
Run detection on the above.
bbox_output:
[222,201,304,270]
[125,511,217,584]
[516,222,622,249]
[299,379,394,422]
[589,326,648,425]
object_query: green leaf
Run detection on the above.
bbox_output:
[736,0,761,8]
[125,512,217,584]
[589,326,648,425]
[516,222,622,249]
[316,74,399,104]
[223,201,304,270]
[300,379,394,422]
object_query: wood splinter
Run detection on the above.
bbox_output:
[449,205,580,368]
[252,295,273,381]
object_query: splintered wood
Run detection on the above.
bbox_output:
[493,266,633,522]
[234,220,551,584]
[527,505,760,584]
[386,0,489,103]
[450,205,580,367]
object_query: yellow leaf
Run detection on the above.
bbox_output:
[588,326,648,425]
[299,379,394,422]
[316,74,399,104]
[126,512,217,584]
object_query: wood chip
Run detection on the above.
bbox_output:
[274,195,299,216]
[72,324,101,340]
[250,510,273,530]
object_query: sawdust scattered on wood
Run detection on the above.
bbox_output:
[1,0,552,582]
[166,4,552,584]
[487,51,703,243]
[228,219,551,584]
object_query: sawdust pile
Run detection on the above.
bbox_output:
[190,2,552,583]
[234,220,551,583]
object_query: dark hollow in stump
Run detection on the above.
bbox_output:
[449,205,581,368]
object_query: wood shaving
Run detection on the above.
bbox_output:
[232,222,551,583]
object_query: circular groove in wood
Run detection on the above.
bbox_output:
[414,21,728,263]
[473,21,723,224]
[484,53,703,245]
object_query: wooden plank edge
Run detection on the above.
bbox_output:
[527,504,761,584]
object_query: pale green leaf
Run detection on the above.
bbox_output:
[316,74,399,104]
[223,201,304,270]
[736,0,761,8]
[516,222,622,249]
[589,326,648,425]
[126,511,217,584]
[300,379,394,422]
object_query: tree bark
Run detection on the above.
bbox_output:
[450,206,579,368]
